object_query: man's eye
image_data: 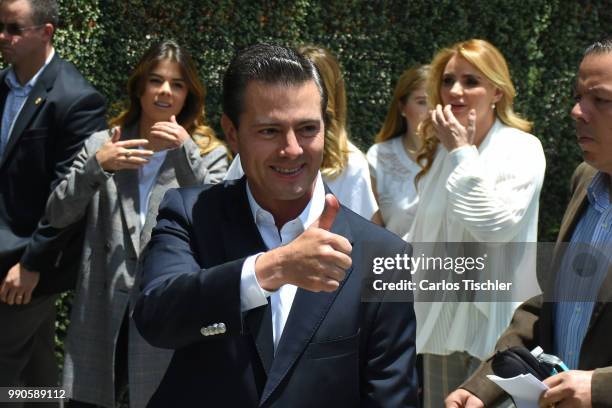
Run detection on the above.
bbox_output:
[259,128,277,137]
[300,125,319,137]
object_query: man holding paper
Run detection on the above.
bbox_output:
[445,38,612,408]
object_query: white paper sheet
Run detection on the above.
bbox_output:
[486,374,548,408]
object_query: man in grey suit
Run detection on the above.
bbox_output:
[0,0,106,393]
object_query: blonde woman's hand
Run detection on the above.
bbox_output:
[149,115,190,151]
[95,127,153,172]
[431,104,476,151]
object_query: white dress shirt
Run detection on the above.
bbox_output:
[240,174,325,350]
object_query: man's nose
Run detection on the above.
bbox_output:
[571,101,587,122]
[280,130,303,158]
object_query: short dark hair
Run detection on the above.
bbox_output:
[28,0,59,27]
[584,38,612,56]
[222,43,327,128]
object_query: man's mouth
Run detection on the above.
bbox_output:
[272,165,304,175]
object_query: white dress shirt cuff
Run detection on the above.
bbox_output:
[240,253,274,312]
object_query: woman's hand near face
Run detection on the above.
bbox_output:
[431,104,476,151]
[95,128,153,172]
[148,115,190,152]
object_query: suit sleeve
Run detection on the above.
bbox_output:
[361,242,419,407]
[20,87,106,273]
[45,132,112,228]
[133,188,245,349]
[170,139,228,187]
[461,294,543,405]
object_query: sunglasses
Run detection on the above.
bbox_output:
[0,22,44,36]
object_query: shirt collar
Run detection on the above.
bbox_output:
[587,171,611,213]
[246,172,326,230]
[5,48,55,91]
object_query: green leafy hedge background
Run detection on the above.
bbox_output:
[12,0,612,367]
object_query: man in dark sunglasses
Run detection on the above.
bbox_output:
[0,0,106,398]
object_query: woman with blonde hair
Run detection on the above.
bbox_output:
[46,40,228,407]
[409,39,545,407]
[367,65,429,238]
[224,45,378,219]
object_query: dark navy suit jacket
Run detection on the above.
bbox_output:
[0,54,106,294]
[134,178,418,407]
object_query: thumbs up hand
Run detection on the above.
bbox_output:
[313,194,340,230]
[255,194,352,293]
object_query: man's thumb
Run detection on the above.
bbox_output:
[316,194,340,231]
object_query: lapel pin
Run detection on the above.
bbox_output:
[35,97,43,105]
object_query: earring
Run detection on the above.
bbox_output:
[491,103,496,110]
[401,112,406,117]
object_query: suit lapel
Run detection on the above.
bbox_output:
[259,205,355,406]
[220,178,274,374]
[0,55,59,169]
[114,126,141,254]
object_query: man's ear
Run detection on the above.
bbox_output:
[42,23,54,43]
[221,113,239,153]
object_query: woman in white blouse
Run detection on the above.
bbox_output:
[46,40,228,408]
[225,45,378,219]
[410,39,545,407]
[367,65,429,239]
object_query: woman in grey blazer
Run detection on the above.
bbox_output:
[45,40,229,408]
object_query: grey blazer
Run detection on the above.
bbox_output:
[46,126,228,408]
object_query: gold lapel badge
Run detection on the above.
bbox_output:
[34,97,43,105]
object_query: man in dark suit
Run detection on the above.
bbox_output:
[134,43,418,407]
[0,0,106,390]
[445,39,612,408]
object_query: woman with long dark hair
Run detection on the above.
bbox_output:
[46,40,228,407]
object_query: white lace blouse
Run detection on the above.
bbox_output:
[366,136,421,239]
